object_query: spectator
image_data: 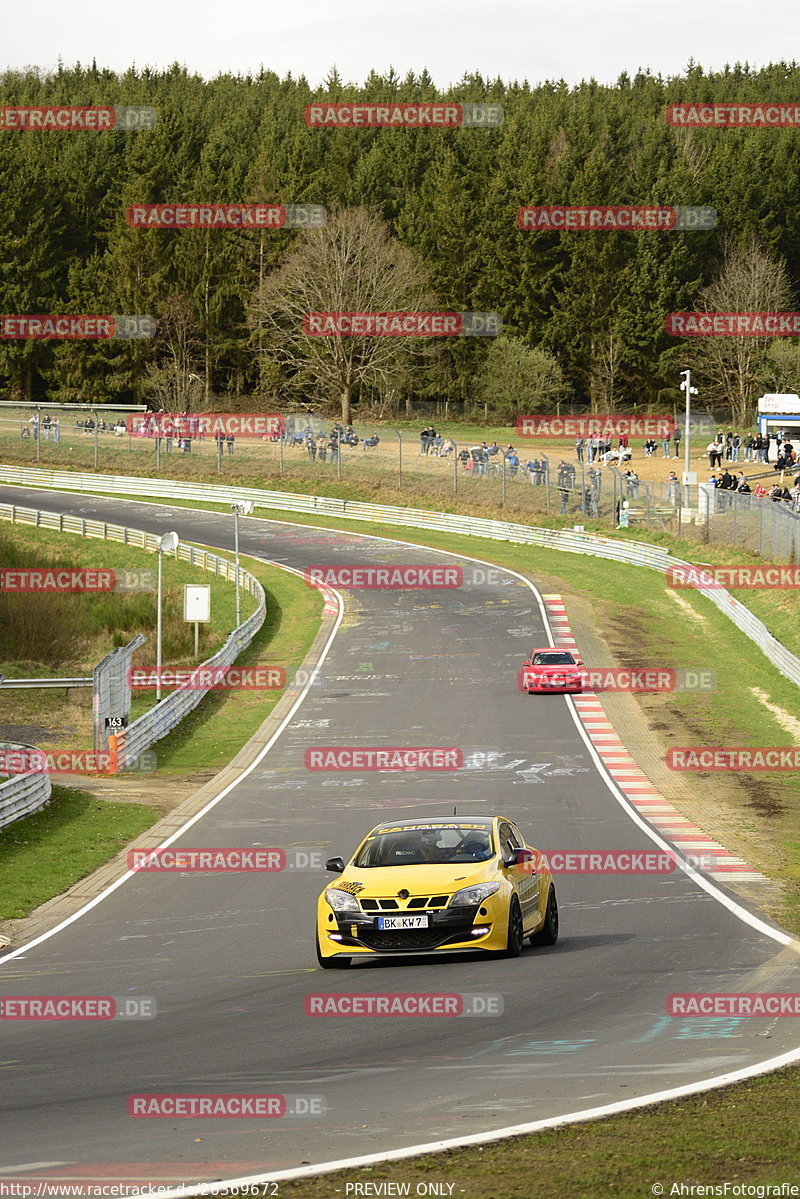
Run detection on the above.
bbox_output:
[753,483,768,497]
[743,433,754,462]
[225,432,234,455]
[731,433,740,462]
[363,433,380,449]
[737,475,751,494]
[558,485,569,514]
[458,447,470,470]
[51,415,60,444]
[719,468,734,490]
[661,430,671,458]
[708,473,719,487]
[707,436,723,469]
[575,436,585,463]
[42,413,51,441]
[724,431,733,460]
[665,470,679,503]
[625,469,640,499]
[673,426,682,458]
[643,438,656,458]
[589,435,601,463]
[306,434,317,461]
[507,451,520,476]
[487,441,500,457]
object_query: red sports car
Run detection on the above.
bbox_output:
[521,648,583,694]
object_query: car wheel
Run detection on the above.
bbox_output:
[316,932,351,969]
[530,886,558,947]
[502,897,524,957]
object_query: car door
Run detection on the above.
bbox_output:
[499,821,540,928]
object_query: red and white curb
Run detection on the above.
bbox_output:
[542,594,767,884]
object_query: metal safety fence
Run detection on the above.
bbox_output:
[0,741,52,831]
[0,499,267,773]
[0,467,798,694]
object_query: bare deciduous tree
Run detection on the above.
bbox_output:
[143,294,205,412]
[686,237,794,427]
[251,208,434,424]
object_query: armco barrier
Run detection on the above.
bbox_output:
[0,466,798,690]
[0,498,266,770]
[0,740,52,830]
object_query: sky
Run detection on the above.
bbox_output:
[3,0,800,86]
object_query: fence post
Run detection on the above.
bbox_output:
[758,502,764,556]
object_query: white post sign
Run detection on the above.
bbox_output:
[184,584,211,658]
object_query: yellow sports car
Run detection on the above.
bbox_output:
[315,815,558,968]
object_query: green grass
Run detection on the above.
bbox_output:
[148,550,322,773]
[275,1065,800,1198]
[0,784,157,920]
[57,494,800,931]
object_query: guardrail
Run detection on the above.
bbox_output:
[0,678,92,690]
[0,465,798,692]
[0,497,267,771]
[0,741,52,831]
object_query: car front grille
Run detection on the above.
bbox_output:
[357,927,463,951]
[359,895,450,912]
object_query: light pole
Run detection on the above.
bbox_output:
[231,501,254,625]
[452,440,458,495]
[156,531,180,703]
[679,369,698,485]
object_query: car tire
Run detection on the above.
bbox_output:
[530,886,558,947]
[502,897,524,957]
[316,932,351,969]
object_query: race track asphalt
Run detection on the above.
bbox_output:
[1,487,798,1184]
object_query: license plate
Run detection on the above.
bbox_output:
[377,914,429,930]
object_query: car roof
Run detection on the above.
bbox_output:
[370,816,497,832]
[529,646,574,654]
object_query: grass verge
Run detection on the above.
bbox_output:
[275,1065,800,1199]
[0,784,157,920]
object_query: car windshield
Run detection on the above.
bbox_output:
[354,827,495,867]
[531,652,575,666]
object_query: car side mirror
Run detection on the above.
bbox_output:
[324,856,345,873]
[503,848,535,869]
[523,661,531,668]
[574,657,583,666]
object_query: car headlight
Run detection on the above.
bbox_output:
[449,882,500,907]
[325,888,360,912]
